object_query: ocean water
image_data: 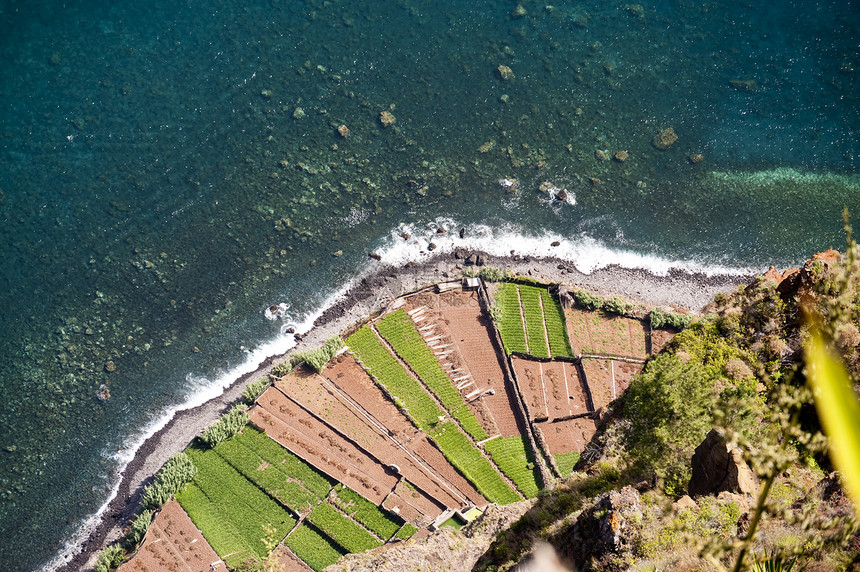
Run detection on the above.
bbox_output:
[0,0,857,569]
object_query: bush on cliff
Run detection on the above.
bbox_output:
[141,452,198,510]
[199,404,249,449]
[289,335,344,373]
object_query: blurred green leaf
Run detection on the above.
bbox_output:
[805,328,860,517]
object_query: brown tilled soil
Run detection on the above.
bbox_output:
[650,328,677,354]
[117,499,223,572]
[384,479,445,525]
[580,358,645,411]
[324,354,417,440]
[273,544,314,572]
[535,417,599,456]
[433,290,525,437]
[411,435,487,508]
[565,308,649,358]
[511,356,548,421]
[251,388,398,504]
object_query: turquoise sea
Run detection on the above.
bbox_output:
[0,0,857,569]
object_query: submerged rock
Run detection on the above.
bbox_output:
[497,65,515,81]
[652,127,678,150]
[379,110,396,127]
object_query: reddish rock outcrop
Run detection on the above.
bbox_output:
[688,429,757,498]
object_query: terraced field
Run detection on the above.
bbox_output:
[495,283,573,358]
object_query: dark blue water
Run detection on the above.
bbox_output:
[0,0,857,569]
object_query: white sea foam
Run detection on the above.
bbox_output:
[44,220,751,571]
[371,218,755,277]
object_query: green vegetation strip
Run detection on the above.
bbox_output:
[430,422,521,505]
[377,309,489,441]
[518,285,550,358]
[554,451,581,479]
[497,282,528,354]
[540,290,574,358]
[236,425,334,499]
[183,446,296,559]
[214,437,321,513]
[347,326,444,430]
[394,522,418,541]
[334,484,403,540]
[285,523,347,572]
[484,435,542,498]
[308,502,383,553]
[175,482,255,569]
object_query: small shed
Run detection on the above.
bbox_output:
[463,277,481,290]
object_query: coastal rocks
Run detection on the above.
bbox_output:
[379,110,396,127]
[499,178,519,193]
[554,486,645,570]
[368,252,382,261]
[497,65,515,80]
[729,79,758,92]
[688,429,758,498]
[652,127,678,150]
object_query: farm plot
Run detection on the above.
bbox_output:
[581,358,643,411]
[511,356,548,421]
[346,326,444,430]
[383,478,446,524]
[285,523,347,572]
[650,327,676,354]
[214,433,321,515]
[495,282,528,354]
[271,544,313,572]
[323,353,417,440]
[251,388,398,504]
[518,285,550,358]
[279,363,477,512]
[118,499,223,572]
[535,417,599,458]
[541,289,574,358]
[430,422,521,505]
[554,451,581,479]
[409,435,486,507]
[333,484,404,540]
[565,308,648,359]
[429,290,523,437]
[484,435,542,498]
[377,309,488,441]
[543,360,590,420]
[307,502,382,553]
[177,446,297,566]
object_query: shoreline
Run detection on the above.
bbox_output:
[59,251,750,572]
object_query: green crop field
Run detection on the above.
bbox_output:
[179,446,296,562]
[347,326,444,430]
[377,309,488,441]
[214,437,320,513]
[484,435,542,498]
[555,451,581,478]
[394,522,418,541]
[285,523,347,572]
[333,485,403,540]
[518,285,550,358]
[307,502,383,553]
[496,282,528,354]
[541,290,574,357]
[235,425,334,499]
[430,422,521,505]
[175,482,256,569]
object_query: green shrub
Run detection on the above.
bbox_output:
[271,360,292,377]
[477,267,515,282]
[574,290,604,311]
[290,336,344,372]
[200,403,249,449]
[604,296,633,317]
[123,509,153,550]
[649,308,693,330]
[624,353,719,491]
[141,452,198,510]
[488,305,502,323]
[242,377,270,404]
[94,544,124,572]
